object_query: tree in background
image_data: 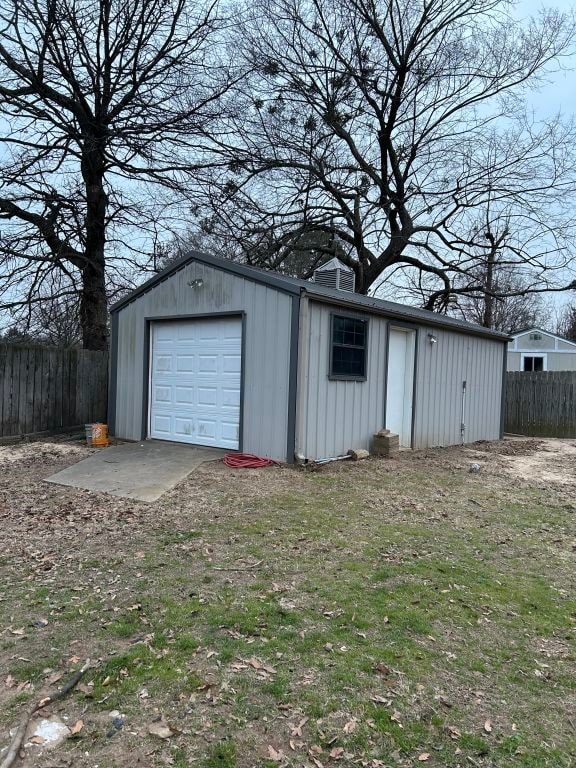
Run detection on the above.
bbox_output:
[202,0,576,305]
[388,202,554,331]
[557,304,576,340]
[0,0,231,349]
[0,296,82,347]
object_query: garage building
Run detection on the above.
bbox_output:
[109,251,509,462]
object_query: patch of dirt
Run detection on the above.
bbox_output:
[470,438,545,456]
[396,437,576,492]
[531,636,573,659]
[0,439,89,466]
[497,439,576,487]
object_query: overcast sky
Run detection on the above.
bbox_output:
[520,0,576,119]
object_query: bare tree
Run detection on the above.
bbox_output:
[202,0,576,304]
[557,303,576,340]
[1,292,82,346]
[0,0,231,349]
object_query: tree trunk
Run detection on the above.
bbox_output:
[80,142,109,351]
[482,245,496,329]
[80,261,108,350]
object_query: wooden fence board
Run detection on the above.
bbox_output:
[0,343,108,438]
[505,371,576,438]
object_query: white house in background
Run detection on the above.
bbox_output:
[507,327,576,372]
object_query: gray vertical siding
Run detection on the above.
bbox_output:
[296,301,388,459]
[297,302,505,458]
[114,260,293,461]
[414,329,505,448]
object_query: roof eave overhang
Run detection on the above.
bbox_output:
[302,289,511,342]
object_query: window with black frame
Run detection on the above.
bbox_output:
[330,315,367,379]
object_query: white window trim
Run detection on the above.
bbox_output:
[520,353,547,371]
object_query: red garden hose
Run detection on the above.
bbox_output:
[224,452,277,468]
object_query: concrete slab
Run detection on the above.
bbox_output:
[46,441,225,502]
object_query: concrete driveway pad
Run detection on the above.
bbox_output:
[46,441,225,501]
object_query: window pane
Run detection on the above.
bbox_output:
[523,357,533,371]
[332,317,365,347]
[333,316,346,345]
[332,345,365,377]
[534,357,544,372]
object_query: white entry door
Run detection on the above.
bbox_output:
[149,317,242,449]
[386,328,416,448]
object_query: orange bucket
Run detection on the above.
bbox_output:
[91,423,109,447]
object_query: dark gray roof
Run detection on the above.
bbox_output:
[111,249,510,342]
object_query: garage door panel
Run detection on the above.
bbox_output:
[154,354,173,372]
[198,355,218,373]
[174,386,195,404]
[221,387,240,407]
[149,318,242,448]
[222,354,241,374]
[152,385,172,405]
[176,355,195,372]
[151,414,172,435]
[221,421,240,442]
[197,386,218,406]
[155,325,178,342]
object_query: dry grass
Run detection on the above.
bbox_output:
[0,436,575,768]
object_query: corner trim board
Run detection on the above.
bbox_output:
[286,296,300,464]
[410,329,419,449]
[500,342,508,439]
[107,312,118,435]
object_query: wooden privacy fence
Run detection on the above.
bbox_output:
[505,371,576,438]
[0,344,108,439]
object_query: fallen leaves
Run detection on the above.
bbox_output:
[46,671,63,686]
[247,657,276,675]
[370,695,392,706]
[484,719,493,734]
[148,719,175,739]
[417,753,430,762]
[290,717,308,737]
[343,718,358,734]
[446,725,461,740]
[70,719,84,735]
[267,744,285,762]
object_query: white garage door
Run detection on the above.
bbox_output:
[149,317,242,448]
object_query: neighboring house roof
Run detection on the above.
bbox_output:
[509,327,576,348]
[111,249,510,341]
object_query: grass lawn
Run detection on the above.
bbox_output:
[0,438,575,767]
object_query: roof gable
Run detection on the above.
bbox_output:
[510,327,576,348]
[111,250,509,341]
